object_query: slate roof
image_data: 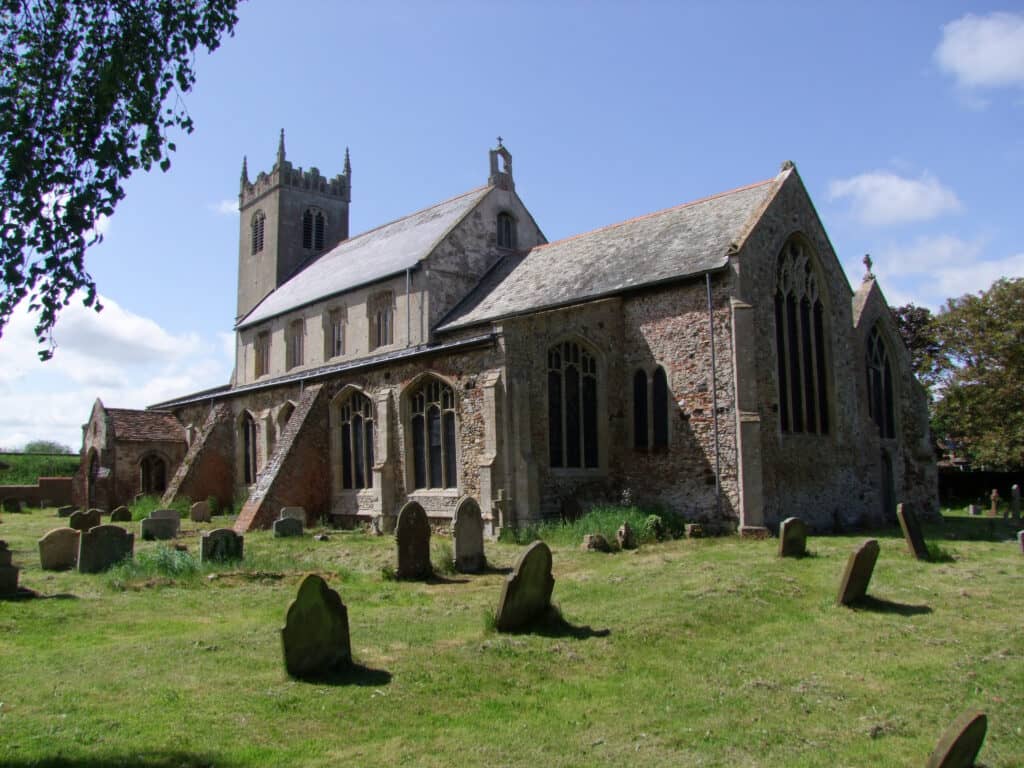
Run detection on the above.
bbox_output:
[238,185,494,329]
[437,175,781,331]
[107,409,185,443]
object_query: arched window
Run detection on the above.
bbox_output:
[866,325,896,439]
[251,210,266,255]
[286,319,304,370]
[254,331,270,378]
[302,208,326,251]
[369,291,394,349]
[497,212,515,249]
[774,237,830,435]
[409,378,457,489]
[339,392,375,490]
[241,412,257,485]
[140,454,167,495]
[548,341,599,468]
[633,366,670,450]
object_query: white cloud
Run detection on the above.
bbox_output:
[828,171,962,226]
[936,12,1024,90]
[210,198,238,215]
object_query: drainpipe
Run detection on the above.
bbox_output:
[706,272,722,517]
[405,267,412,345]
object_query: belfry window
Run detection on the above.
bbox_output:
[409,378,457,489]
[548,341,599,468]
[302,208,326,251]
[339,392,375,490]
[251,210,266,255]
[866,325,896,439]
[497,212,515,249]
[774,237,830,435]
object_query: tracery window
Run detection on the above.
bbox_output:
[339,392,375,490]
[548,341,599,468]
[774,237,830,435]
[633,367,670,450]
[497,212,515,249]
[369,291,394,349]
[254,331,270,378]
[251,210,266,255]
[302,208,326,251]
[866,325,896,439]
[326,307,346,359]
[409,378,457,489]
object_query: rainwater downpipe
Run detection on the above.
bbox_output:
[405,267,412,344]
[705,272,722,516]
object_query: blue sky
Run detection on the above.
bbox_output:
[2,1,1022,450]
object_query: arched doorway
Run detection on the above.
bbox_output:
[87,450,100,509]
[140,453,168,495]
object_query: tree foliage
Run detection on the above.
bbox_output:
[890,302,943,389]
[22,439,71,453]
[0,0,239,359]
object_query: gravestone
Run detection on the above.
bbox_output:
[38,528,80,570]
[151,508,180,522]
[778,516,807,558]
[57,505,77,518]
[141,511,179,541]
[836,539,880,606]
[616,521,637,550]
[968,504,980,516]
[989,489,1000,517]
[273,517,303,538]
[201,528,244,563]
[495,540,555,632]
[452,496,485,573]
[395,501,432,580]
[1017,530,1023,555]
[685,523,704,539]
[69,508,102,532]
[581,533,610,552]
[110,506,132,522]
[190,501,211,523]
[925,710,987,768]
[78,525,134,574]
[1012,484,1021,520]
[2,498,21,513]
[0,540,19,595]
[279,506,306,526]
[280,573,351,678]
[896,503,930,561]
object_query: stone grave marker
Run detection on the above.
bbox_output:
[452,496,485,573]
[273,517,303,538]
[190,501,211,523]
[1012,484,1021,520]
[778,516,808,558]
[1017,530,1023,555]
[616,521,637,550]
[201,528,244,563]
[836,539,881,606]
[989,489,1000,517]
[925,710,987,768]
[78,525,134,574]
[280,573,351,678]
[38,528,80,570]
[279,506,307,526]
[110,506,132,522]
[968,504,980,516]
[581,533,610,552]
[896,503,930,561]
[685,523,704,539]
[2,498,21,513]
[495,540,555,632]
[395,501,432,580]
[69,508,102,532]
[57,505,77,518]
[141,510,179,541]
[0,540,19,595]
[151,508,180,521]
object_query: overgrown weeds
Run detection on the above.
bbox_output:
[499,505,682,546]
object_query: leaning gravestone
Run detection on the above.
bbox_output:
[38,528,80,570]
[495,540,556,632]
[141,509,180,541]
[57,505,77,518]
[273,517,303,538]
[190,501,211,523]
[109,506,132,522]
[2,498,21,513]
[925,710,987,768]
[201,528,244,563]
[279,506,307,526]
[778,516,808,558]
[78,525,134,574]
[896,503,930,561]
[0,540,19,596]
[836,539,881,606]
[69,508,102,532]
[395,501,432,580]
[452,496,485,573]
[280,573,351,678]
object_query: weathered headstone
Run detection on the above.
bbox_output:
[495,540,556,632]
[141,511,179,541]
[0,540,19,595]
[452,496,485,573]
[110,506,132,522]
[968,504,980,516]
[279,506,307,526]
[395,501,432,580]
[1017,530,1023,555]
[616,521,637,550]
[273,517,303,538]
[69,508,102,532]
[989,489,1000,517]
[836,539,881,606]
[1012,484,1021,520]
[2,498,21,513]
[581,533,610,552]
[57,505,77,518]
[685,523,704,539]
[778,516,808,558]
[38,528,80,570]
[896,503,930,561]
[200,528,244,563]
[925,710,987,768]
[78,525,134,574]
[151,508,180,521]
[280,573,351,678]
[190,501,211,523]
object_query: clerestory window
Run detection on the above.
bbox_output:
[369,291,394,349]
[286,319,304,370]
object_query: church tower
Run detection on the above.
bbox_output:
[236,130,352,321]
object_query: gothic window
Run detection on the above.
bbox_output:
[139,454,167,495]
[369,292,394,349]
[254,331,270,378]
[866,325,896,439]
[497,212,515,249]
[302,208,326,251]
[336,392,375,490]
[251,210,266,255]
[774,237,830,435]
[286,319,304,370]
[241,411,257,485]
[409,378,457,489]
[326,307,346,359]
[633,366,670,450]
[548,341,599,468]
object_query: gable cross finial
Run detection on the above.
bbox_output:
[497,135,503,148]
[863,253,874,282]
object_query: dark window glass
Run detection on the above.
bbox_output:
[814,302,829,434]
[786,294,803,432]
[548,341,599,468]
[565,364,581,468]
[339,393,373,490]
[428,406,442,488]
[409,378,457,489]
[583,373,598,468]
[800,298,817,434]
[443,411,457,488]
[653,367,669,449]
[352,414,365,489]
[548,370,563,467]
[775,293,789,432]
[412,414,426,489]
[341,423,353,489]
[365,420,375,488]
[302,209,313,249]
[633,370,648,449]
[314,212,325,251]
[497,212,514,248]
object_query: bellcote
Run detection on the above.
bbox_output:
[488,138,514,191]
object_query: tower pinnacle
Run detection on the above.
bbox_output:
[276,129,286,166]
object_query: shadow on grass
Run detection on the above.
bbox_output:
[506,606,611,640]
[291,661,392,687]
[935,515,1021,543]
[0,752,236,767]
[482,563,513,576]
[425,573,470,585]
[850,595,933,616]
[925,542,956,563]
[0,588,79,602]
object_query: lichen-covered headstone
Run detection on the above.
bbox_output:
[280,573,351,679]
[395,501,431,580]
[273,517,303,538]
[141,511,179,541]
[279,506,306,526]
[925,710,987,768]
[452,496,485,573]
[190,501,211,523]
[69,508,102,532]
[836,539,880,606]
[778,516,807,558]
[495,540,555,632]
[896,503,930,561]
[57,505,77,518]
[38,528,80,570]
[616,521,637,550]
[78,525,134,574]
[110,506,132,522]
[0,540,19,595]
[201,528,244,563]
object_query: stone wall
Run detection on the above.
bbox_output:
[0,477,73,507]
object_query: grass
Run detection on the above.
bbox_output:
[499,504,674,546]
[0,452,79,485]
[0,507,1021,767]
[128,494,191,521]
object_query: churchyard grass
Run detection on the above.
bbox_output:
[1,507,1021,767]
[0,452,79,485]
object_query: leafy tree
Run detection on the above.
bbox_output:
[890,302,943,389]
[23,439,71,454]
[0,0,239,359]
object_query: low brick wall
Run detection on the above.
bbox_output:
[0,476,74,507]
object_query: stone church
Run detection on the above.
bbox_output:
[74,134,938,534]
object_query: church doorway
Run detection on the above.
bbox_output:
[140,453,168,495]
[87,450,99,509]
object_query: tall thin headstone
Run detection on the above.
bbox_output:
[280,574,351,678]
[495,541,555,632]
[452,496,485,573]
[836,539,880,606]
[989,489,999,517]
[896,503,930,561]
[778,517,807,558]
[1010,484,1020,520]
[395,501,432,580]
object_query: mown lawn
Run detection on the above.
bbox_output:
[0,506,1021,767]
